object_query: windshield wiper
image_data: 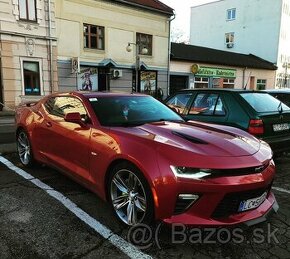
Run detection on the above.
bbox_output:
[111,121,145,127]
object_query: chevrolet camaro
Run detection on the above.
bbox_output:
[15,92,278,226]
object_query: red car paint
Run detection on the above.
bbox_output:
[15,92,278,226]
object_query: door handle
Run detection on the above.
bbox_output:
[46,122,52,127]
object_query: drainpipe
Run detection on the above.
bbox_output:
[48,0,54,93]
[166,12,176,97]
[242,67,247,90]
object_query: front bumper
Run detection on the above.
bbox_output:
[163,191,278,227]
[155,159,277,227]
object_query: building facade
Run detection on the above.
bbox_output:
[55,0,173,98]
[170,43,277,94]
[190,0,290,88]
[0,0,58,109]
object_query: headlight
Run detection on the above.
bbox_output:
[170,166,212,179]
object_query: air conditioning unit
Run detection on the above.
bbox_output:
[226,43,234,48]
[112,69,123,78]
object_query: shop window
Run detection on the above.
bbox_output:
[227,8,236,20]
[84,24,105,50]
[136,33,152,56]
[140,71,157,95]
[194,77,209,88]
[189,93,226,116]
[225,32,234,48]
[257,79,266,90]
[23,61,41,95]
[223,78,235,88]
[19,0,37,21]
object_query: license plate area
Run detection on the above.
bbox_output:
[273,123,289,132]
[238,192,267,212]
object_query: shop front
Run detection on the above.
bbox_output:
[193,66,236,89]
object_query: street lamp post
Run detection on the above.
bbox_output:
[126,42,148,93]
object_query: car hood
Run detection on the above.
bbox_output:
[112,121,261,157]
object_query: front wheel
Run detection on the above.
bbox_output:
[108,162,154,226]
[17,130,34,167]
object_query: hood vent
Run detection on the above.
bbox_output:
[172,131,208,145]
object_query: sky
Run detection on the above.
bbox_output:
[160,0,218,42]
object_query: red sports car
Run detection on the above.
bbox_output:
[15,92,278,226]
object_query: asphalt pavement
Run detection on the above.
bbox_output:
[0,152,290,259]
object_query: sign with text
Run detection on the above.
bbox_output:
[195,66,236,78]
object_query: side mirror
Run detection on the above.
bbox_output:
[64,112,87,127]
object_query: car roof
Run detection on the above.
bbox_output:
[171,88,268,94]
[263,89,290,94]
[52,91,148,98]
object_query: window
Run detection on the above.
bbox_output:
[240,93,290,113]
[256,79,266,90]
[227,8,236,20]
[225,32,234,48]
[166,93,193,114]
[45,97,88,118]
[136,33,152,56]
[194,77,209,88]
[23,61,40,95]
[19,0,36,21]
[223,78,235,88]
[84,24,104,50]
[189,93,226,116]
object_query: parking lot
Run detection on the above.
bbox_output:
[0,152,290,259]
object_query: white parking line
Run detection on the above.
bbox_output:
[0,156,152,259]
[272,186,290,194]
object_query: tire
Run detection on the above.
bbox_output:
[17,130,35,167]
[108,162,154,226]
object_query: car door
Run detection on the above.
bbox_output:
[39,96,92,181]
[184,92,229,124]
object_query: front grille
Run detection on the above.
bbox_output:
[212,185,272,219]
[209,162,270,178]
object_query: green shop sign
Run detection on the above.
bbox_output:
[195,66,236,78]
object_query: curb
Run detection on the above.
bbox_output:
[0,111,15,117]
[0,143,17,154]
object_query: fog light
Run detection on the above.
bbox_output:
[174,194,200,215]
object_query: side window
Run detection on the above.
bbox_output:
[189,93,226,116]
[166,93,192,114]
[44,97,55,114]
[45,97,88,118]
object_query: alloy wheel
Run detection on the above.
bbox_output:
[17,131,32,166]
[110,169,147,225]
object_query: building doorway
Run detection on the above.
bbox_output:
[98,68,110,91]
[170,75,188,95]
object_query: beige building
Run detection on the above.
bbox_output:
[0,0,58,109]
[55,0,173,97]
[170,43,277,94]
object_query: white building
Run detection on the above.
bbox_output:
[190,0,290,88]
[56,0,173,98]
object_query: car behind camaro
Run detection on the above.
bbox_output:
[15,92,278,226]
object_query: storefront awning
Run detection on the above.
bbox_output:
[99,59,118,67]
[140,61,149,70]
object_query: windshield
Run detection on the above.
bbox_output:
[240,92,290,113]
[88,95,184,126]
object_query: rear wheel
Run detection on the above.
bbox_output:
[108,162,154,226]
[17,130,34,167]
